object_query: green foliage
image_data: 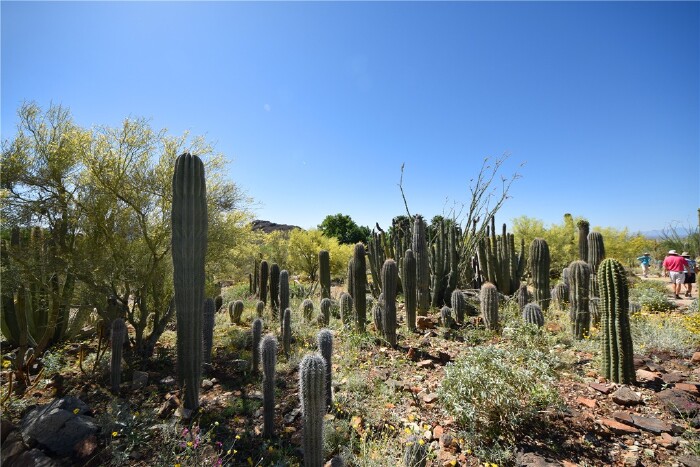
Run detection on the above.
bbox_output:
[318,213,370,245]
[287,229,353,281]
[629,281,676,312]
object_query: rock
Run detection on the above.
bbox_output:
[674,382,700,396]
[680,455,700,467]
[576,396,597,409]
[422,393,438,404]
[636,369,661,382]
[622,453,640,466]
[160,376,176,386]
[629,415,672,434]
[132,370,149,390]
[661,372,684,384]
[657,432,679,449]
[432,424,443,440]
[284,407,301,424]
[175,407,193,419]
[439,433,454,449]
[416,316,436,330]
[589,382,612,394]
[157,397,178,419]
[613,411,635,426]
[516,451,559,466]
[231,359,249,372]
[600,418,640,435]
[633,357,646,369]
[1,431,27,465]
[657,388,700,418]
[417,360,434,369]
[201,379,214,390]
[8,448,59,467]
[690,414,700,428]
[612,387,642,406]
[20,396,99,456]
[691,352,700,363]
[73,434,98,459]
[1,418,16,444]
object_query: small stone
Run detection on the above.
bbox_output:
[407,347,417,360]
[160,376,176,386]
[201,379,214,390]
[284,407,301,424]
[132,370,148,390]
[600,418,640,435]
[1,418,16,444]
[517,452,559,466]
[432,424,444,440]
[680,455,700,467]
[612,387,642,406]
[657,388,700,418]
[589,382,612,394]
[633,357,646,369]
[175,407,193,419]
[636,369,661,382]
[674,382,700,396]
[416,316,436,330]
[423,393,438,404]
[661,372,684,384]
[417,359,434,369]
[74,434,98,459]
[157,397,178,419]
[622,453,640,466]
[691,352,700,363]
[657,432,679,449]
[613,411,635,426]
[576,396,597,409]
[629,415,672,434]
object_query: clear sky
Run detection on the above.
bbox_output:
[2,1,699,233]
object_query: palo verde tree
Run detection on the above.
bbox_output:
[318,213,371,245]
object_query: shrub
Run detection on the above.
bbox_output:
[629,282,676,312]
[631,312,699,357]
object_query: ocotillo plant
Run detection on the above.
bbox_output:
[261,334,278,438]
[351,243,367,332]
[270,263,280,318]
[577,220,590,262]
[529,238,551,311]
[110,318,126,394]
[279,270,290,333]
[255,300,264,318]
[522,303,544,328]
[440,306,454,328]
[301,299,314,322]
[259,260,269,305]
[317,329,333,409]
[568,260,591,340]
[252,318,263,373]
[450,289,465,324]
[283,308,292,358]
[599,258,635,384]
[231,300,244,325]
[403,249,417,332]
[381,259,398,347]
[202,298,215,366]
[299,353,326,467]
[339,292,353,326]
[319,250,331,300]
[402,434,427,467]
[480,282,499,331]
[319,298,331,326]
[171,153,207,411]
[412,215,430,316]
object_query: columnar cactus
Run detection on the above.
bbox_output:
[412,215,430,316]
[373,294,384,336]
[317,329,333,409]
[319,250,331,300]
[346,258,355,298]
[402,434,427,467]
[299,354,326,467]
[228,302,235,324]
[587,232,606,325]
[351,243,367,332]
[319,298,331,326]
[283,308,292,357]
[255,300,264,318]
[231,300,244,325]
[252,318,263,373]
[568,260,591,340]
[522,303,544,328]
[480,282,499,331]
[599,258,635,384]
[260,260,269,305]
[270,263,280,318]
[450,289,465,324]
[552,282,569,309]
[302,299,315,322]
[339,292,353,325]
[515,283,530,311]
[261,335,278,438]
[529,238,551,311]
[440,306,454,328]
[403,249,417,331]
[279,270,290,333]
[202,298,215,365]
[577,220,590,262]
[215,295,223,313]
[381,259,398,347]
[110,318,126,394]
[171,153,207,411]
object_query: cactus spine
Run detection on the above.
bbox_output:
[279,270,290,333]
[252,318,263,373]
[317,329,333,409]
[381,259,398,347]
[270,263,280,318]
[529,238,551,311]
[261,334,278,438]
[522,303,544,328]
[412,215,430,316]
[110,318,126,394]
[599,258,635,384]
[202,298,215,365]
[319,298,331,326]
[319,250,331,300]
[283,308,292,357]
[450,289,465,324]
[299,354,326,467]
[568,260,591,340]
[480,282,499,331]
[351,243,367,332]
[339,292,353,325]
[259,260,269,305]
[403,249,417,331]
[302,299,315,322]
[171,153,207,411]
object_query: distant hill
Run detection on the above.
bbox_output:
[251,220,301,234]
[640,227,691,239]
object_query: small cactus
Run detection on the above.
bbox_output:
[480,282,499,331]
[440,306,454,328]
[403,249,417,331]
[339,292,353,325]
[568,260,591,340]
[381,259,398,347]
[299,353,326,467]
[319,298,331,326]
[231,300,244,325]
[270,263,280,318]
[522,303,544,328]
[252,318,263,373]
[515,283,530,311]
[317,329,333,409]
[255,300,265,318]
[373,293,385,336]
[261,335,278,438]
[552,282,569,309]
[110,318,126,394]
[402,434,427,467]
[283,308,292,357]
[301,299,315,321]
[319,250,331,300]
[214,295,223,313]
[450,289,465,324]
[202,298,215,365]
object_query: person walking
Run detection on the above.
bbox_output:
[662,250,690,299]
[682,252,697,297]
[636,253,652,278]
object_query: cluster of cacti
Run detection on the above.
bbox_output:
[381,259,398,347]
[261,334,278,438]
[301,299,314,321]
[299,353,326,467]
[317,329,333,409]
[577,220,590,261]
[110,318,126,394]
[251,318,263,373]
[430,219,460,307]
[366,231,386,298]
[319,298,331,326]
[599,258,635,384]
[480,282,499,331]
[403,249,417,331]
[202,298,215,365]
[351,243,367,332]
[283,309,292,357]
[279,270,290,332]
[476,218,526,295]
[568,260,591,340]
[259,260,269,305]
[529,238,551,311]
[318,250,331,300]
[412,215,431,316]
[171,153,207,411]
[515,283,530,311]
[402,434,427,467]
[339,292,353,325]
[270,263,280,318]
[450,289,465,324]
[440,306,454,328]
[229,300,244,325]
[522,303,544,328]
[255,300,264,318]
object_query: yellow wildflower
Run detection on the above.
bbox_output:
[73,408,80,415]
[112,431,118,437]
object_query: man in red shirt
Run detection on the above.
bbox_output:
[662,250,690,299]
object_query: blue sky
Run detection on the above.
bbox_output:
[2,1,698,233]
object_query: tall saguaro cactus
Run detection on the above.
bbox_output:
[251,318,263,374]
[351,243,367,332]
[577,220,590,262]
[529,238,551,311]
[381,259,398,347]
[599,258,635,384]
[319,250,331,300]
[412,215,430,316]
[300,354,326,467]
[202,298,215,366]
[171,153,208,411]
[403,249,417,331]
[110,318,126,394]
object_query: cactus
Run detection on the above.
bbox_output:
[475,218,525,295]
[110,318,126,394]
[346,258,355,298]
[231,300,244,325]
[319,298,331,326]
[279,270,290,333]
[202,298,215,365]
[302,299,315,322]
[450,289,465,324]
[402,435,427,467]
[270,263,280,318]
[480,282,499,331]
[252,318,263,373]
[599,258,635,384]
[317,329,333,409]
[171,153,207,411]
[412,215,430,316]
[587,232,606,326]
[529,238,551,311]
[577,220,590,261]
[261,334,278,438]
[228,302,234,323]
[552,282,569,309]
[259,260,269,305]
[440,306,454,328]
[367,230,387,298]
[430,219,447,307]
[319,250,331,300]
[381,259,398,347]
[568,260,591,340]
[522,303,544,328]
[339,292,353,325]
[373,293,385,336]
[214,295,223,313]
[403,249,417,331]
[255,300,264,318]
[515,283,529,311]
[283,308,292,357]
[351,243,367,332]
[299,353,326,467]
